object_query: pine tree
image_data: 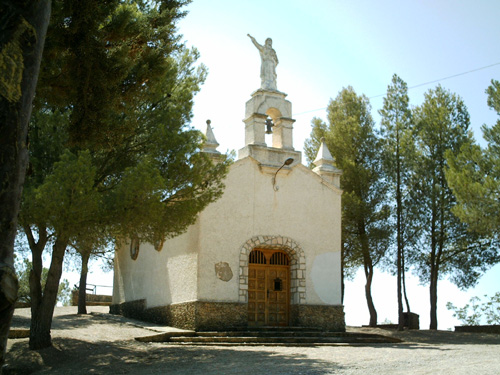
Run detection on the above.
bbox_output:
[19,0,230,349]
[446,80,500,238]
[412,85,495,329]
[305,87,390,326]
[379,74,418,330]
[0,0,51,365]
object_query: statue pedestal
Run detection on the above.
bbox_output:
[238,144,301,169]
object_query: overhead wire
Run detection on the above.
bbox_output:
[293,61,500,116]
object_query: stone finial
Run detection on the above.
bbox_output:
[313,138,335,168]
[313,138,342,186]
[203,119,220,154]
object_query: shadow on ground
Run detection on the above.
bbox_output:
[11,313,113,331]
[10,316,30,329]
[5,337,344,375]
[350,327,500,346]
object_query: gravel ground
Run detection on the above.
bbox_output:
[5,306,500,374]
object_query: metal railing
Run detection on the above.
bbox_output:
[81,284,113,295]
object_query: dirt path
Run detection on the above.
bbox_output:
[5,307,500,374]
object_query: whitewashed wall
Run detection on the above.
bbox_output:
[196,157,342,305]
[113,155,342,307]
[112,224,199,308]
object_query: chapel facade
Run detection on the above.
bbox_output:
[111,37,345,331]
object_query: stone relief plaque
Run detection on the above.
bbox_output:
[215,262,233,282]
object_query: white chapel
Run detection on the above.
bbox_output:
[111,35,345,331]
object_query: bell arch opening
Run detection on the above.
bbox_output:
[239,235,306,305]
[265,107,282,124]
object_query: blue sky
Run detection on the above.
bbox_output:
[178,0,500,151]
[175,0,500,329]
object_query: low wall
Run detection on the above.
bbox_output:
[71,291,112,306]
[110,300,247,330]
[454,325,500,334]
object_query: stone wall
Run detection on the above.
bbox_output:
[110,300,247,331]
[195,302,247,331]
[72,291,112,306]
[111,299,345,332]
[291,304,345,332]
[454,325,500,334]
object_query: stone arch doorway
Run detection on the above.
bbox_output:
[238,235,306,307]
[248,249,290,326]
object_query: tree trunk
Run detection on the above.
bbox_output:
[402,249,411,313]
[427,184,439,331]
[397,248,404,330]
[429,265,439,330]
[364,261,377,327]
[29,236,68,350]
[340,243,345,304]
[78,251,91,314]
[0,0,51,365]
[26,225,47,343]
[396,138,404,331]
[429,172,445,331]
[359,223,377,327]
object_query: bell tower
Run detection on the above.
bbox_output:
[238,88,301,167]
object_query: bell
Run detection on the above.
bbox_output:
[265,118,273,134]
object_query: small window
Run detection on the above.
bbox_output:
[249,250,266,264]
[269,252,289,265]
[274,278,283,291]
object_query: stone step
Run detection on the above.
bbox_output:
[167,334,401,345]
[244,326,323,331]
[136,331,401,345]
[196,331,353,338]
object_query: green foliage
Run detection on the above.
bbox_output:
[22,0,229,248]
[305,86,391,325]
[379,74,419,270]
[484,292,500,324]
[303,117,327,167]
[379,74,418,323]
[446,297,482,325]
[57,278,72,307]
[0,16,36,102]
[324,87,391,271]
[16,258,71,306]
[36,0,190,151]
[306,86,392,267]
[19,0,229,347]
[411,85,495,290]
[35,150,101,237]
[447,292,500,325]
[446,80,500,238]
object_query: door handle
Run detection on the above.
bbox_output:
[267,289,269,298]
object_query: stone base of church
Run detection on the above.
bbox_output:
[290,304,345,332]
[110,300,247,331]
[110,300,345,331]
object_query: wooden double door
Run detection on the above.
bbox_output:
[248,249,290,327]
